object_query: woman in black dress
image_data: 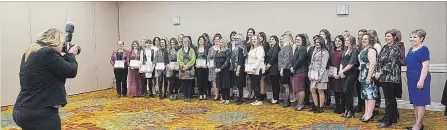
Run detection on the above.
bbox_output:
[214,37,232,104]
[338,36,359,118]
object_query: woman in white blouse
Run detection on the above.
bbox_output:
[246,35,265,106]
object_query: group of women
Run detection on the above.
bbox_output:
[110,28,431,130]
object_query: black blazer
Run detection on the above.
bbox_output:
[292,46,309,74]
[14,47,78,109]
[265,44,280,75]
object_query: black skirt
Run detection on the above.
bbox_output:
[280,69,292,84]
[216,67,232,89]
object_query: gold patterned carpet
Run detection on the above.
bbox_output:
[2,89,446,130]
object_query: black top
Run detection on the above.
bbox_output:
[116,52,124,60]
[15,47,78,109]
[292,46,309,74]
[265,44,280,75]
[341,48,359,75]
[214,49,231,70]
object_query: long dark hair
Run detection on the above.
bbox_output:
[270,35,279,45]
[320,29,332,43]
[245,28,255,42]
[197,36,206,48]
[296,34,308,47]
[334,35,345,51]
[313,35,327,51]
[153,37,160,46]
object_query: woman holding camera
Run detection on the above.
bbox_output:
[13,28,78,129]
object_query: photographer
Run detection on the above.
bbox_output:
[12,28,78,129]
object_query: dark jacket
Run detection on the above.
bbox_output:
[14,47,78,109]
[265,44,280,75]
[292,46,309,74]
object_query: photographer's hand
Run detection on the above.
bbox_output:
[68,44,78,55]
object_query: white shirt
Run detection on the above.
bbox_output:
[247,46,265,75]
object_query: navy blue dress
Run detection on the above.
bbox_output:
[405,46,431,105]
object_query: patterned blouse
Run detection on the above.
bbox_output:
[308,48,329,82]
[166,49,178,77]
[374,43,402,83]
[154,49,169,77]
[278,45,293,70]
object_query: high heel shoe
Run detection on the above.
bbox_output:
[340,110,347,117]
[360,115,374,122]
[344,111,354,118]
[406,124,424,130]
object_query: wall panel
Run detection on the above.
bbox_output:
[0,2,32,106]
[65,2,97,95]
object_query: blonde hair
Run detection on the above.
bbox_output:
[24,28,64,61]
[220,38,228,49]
[281,34,293,47]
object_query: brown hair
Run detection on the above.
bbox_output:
[347,36,356,46]
[385,29,400,43]
[362,33,375,47]
[392,29,402,42]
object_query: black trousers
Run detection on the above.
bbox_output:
[304,78,311,103]
[168,77,179,94]
[13,107,60,130]
[334,92,345,110]
[182,79,194,98]
[342,73,356,111]
[375,87,382,109]
[196,68,209,95]
[220,88,230,100]
[250,74,263,101]
[269,75,280,100]
[142,77,153,95]
[158,72,168,95]
[380,82,399,123]
[114,69,128,96]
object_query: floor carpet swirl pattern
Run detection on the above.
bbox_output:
[2,89,446,130]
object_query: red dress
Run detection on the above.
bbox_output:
[128,50,143,97]
[329,50,343,92]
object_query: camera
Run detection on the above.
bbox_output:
[64,22,81,55]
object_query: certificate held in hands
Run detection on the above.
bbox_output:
[196,59,207,68]
[114,60,125,69]
[155,63,165,70]
[140,63,153,73]
[169,62,178,70]
[129,60,140,68]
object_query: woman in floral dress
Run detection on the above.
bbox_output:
[128,40,143,97]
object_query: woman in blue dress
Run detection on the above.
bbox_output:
[404,29,430,130]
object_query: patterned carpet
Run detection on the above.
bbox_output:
[2,89,446,130]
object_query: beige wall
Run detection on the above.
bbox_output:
[119,1,447,102]
[119,1,446,64]
[1,2,119,106]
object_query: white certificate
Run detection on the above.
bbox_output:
[140,63,153,73]
[129,60,140,68]
[196,59,207,68]
[207,59,215,68]
[310,70,319,79]
[169,62,178,70]
[114,60,125,68]
[329,66,338,77]
[245,62,254,72]
[155,63,165,70]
